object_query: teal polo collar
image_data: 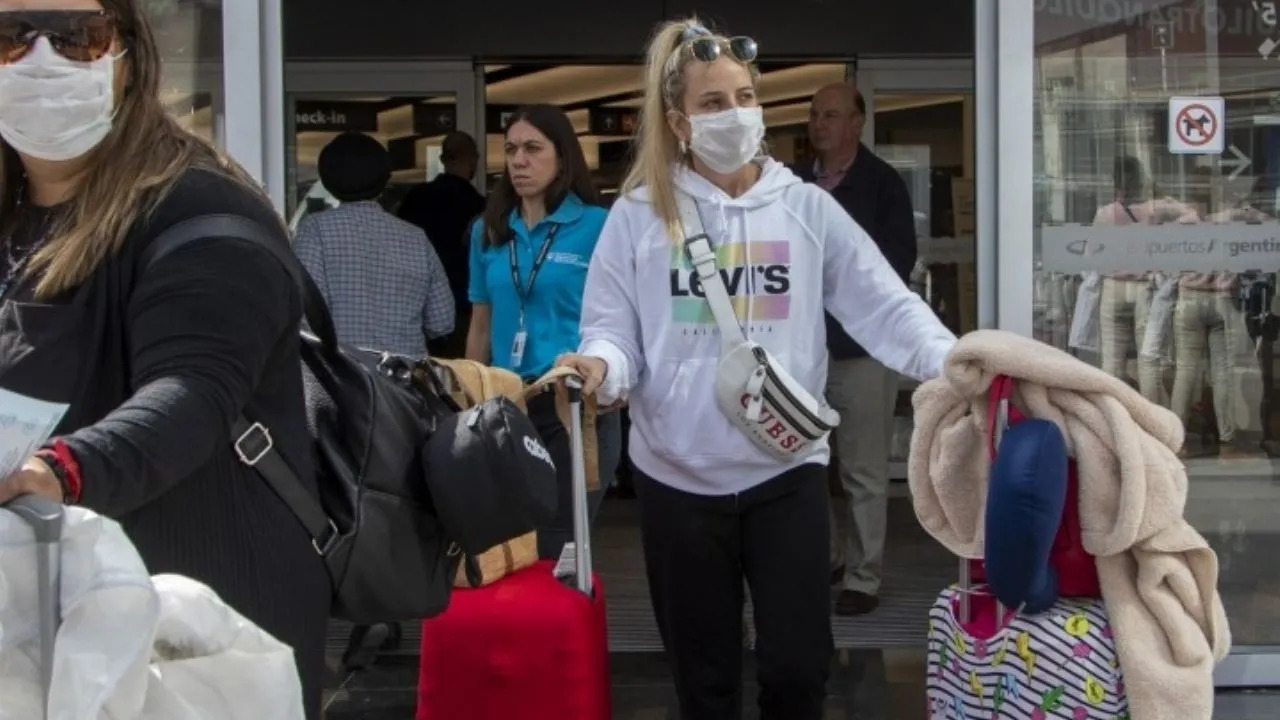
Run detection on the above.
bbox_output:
[508,191,587,235]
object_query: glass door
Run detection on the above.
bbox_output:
[996,0,1280,687]
[857,58,979,478]
[283,61,481,227]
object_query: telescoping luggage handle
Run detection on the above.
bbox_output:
[563,375,594,597]
[3,494,64,718]
[958,375,1013,626]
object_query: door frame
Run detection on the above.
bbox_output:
[282,60,483,216]
[992,0,1280,687]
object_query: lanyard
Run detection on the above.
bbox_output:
[508,223,560,320]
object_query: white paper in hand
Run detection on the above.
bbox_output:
[0,388,69,477]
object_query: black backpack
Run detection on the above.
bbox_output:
[143,214,462,623]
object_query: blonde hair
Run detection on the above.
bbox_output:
[3,0,261,300]
[622,16,760,242]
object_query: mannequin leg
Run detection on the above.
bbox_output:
[1211,294,1249,453]
[1207,304,1236,444]
[1099,278,1135,381]
[1133,281,1166,405]
[1171,291,1211,440]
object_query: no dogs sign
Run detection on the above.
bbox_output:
[1168,96,1224,155]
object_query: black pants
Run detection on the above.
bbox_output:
[636,465,833,720]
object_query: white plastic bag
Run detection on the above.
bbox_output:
[0,506,156,720]
[1068,271,1103,352]
[0,507,304,720]
[138,575,304,720]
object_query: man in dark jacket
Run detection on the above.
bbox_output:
[797,83,918,616]
[397,131,486,357]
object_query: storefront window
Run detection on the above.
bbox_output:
[147,0,222,145]
[1033,0,1280,646]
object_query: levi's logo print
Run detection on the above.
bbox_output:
[669,241,791,335]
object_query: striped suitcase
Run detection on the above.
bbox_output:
[925,568,1129,720]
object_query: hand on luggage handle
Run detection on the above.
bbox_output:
[3,494,64,717]
[4,494,64,543]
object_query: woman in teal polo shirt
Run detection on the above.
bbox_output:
[465,104,620,559]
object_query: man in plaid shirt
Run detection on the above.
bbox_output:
[295,132,455,357]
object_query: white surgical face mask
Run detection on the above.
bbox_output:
[0,38,117,162]
[688,106,765,174]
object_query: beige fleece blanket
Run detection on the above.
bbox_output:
[909,329,1231,720]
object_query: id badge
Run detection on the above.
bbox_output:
[509,329,528,369]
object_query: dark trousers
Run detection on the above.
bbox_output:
[636,464,833,720]
[528,392,621,559]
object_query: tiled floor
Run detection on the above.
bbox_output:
[323,649,1280,719]
[322,487,1280,718]
[324,649,932,719]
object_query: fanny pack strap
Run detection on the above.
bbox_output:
[675,191,747,354]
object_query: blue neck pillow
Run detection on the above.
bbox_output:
[984,417,1069,615]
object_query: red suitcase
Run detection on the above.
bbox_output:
[416,376,612,720]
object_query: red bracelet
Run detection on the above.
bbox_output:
[36,439,82,504]
[52,440,82,504]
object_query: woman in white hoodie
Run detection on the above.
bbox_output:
[556,17,957,719]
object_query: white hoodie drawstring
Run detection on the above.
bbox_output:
[742,209,755,337]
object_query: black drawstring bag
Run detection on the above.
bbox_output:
[422,391,558,568]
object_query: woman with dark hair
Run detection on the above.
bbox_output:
[0,0,328,715]
[465,103,621,558]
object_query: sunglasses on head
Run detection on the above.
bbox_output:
[0,10,116,65]
[678,25,758,65]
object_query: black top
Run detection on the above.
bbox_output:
[0,168,330,718]
[794,144,918,360]
[397,173,485,309]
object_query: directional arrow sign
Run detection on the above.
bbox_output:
[1224,144,1252,180]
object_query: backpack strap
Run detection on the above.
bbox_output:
[141,214,339,556]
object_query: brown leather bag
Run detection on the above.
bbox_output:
[453,530,538,588]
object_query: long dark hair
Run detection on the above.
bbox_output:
[1114,155,1146,205]
[481,104,599,247]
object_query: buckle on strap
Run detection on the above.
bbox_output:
[312,519,340,556]
[234,422,273,466]
[683,234,716,272]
